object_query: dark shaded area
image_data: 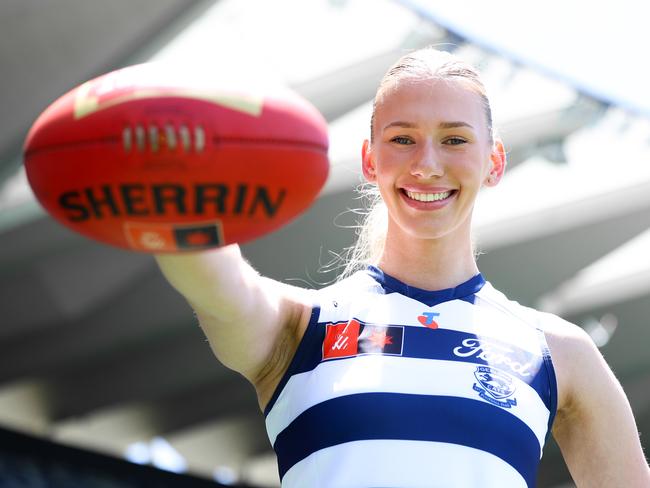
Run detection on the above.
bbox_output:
[0,426,251,488]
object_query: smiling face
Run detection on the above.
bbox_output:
[362,76,505,244]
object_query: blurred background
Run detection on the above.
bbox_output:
[1,0,650,486]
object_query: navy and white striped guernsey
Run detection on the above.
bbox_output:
[264,266,558,487]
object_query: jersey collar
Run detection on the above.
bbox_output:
[366,265,485,307]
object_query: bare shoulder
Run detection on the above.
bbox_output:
[525,311,589,413]
[539,312,588,400]
[535,311,650,485]
[534,308,589,349]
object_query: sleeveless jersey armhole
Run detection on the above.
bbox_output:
[263,301,322,416]
[536,327,559,442]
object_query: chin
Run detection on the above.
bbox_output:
[391,210,471,243]
[395,221,455,242]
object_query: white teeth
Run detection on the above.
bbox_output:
[405,190,452,202]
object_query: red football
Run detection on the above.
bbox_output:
[23,63,329,252]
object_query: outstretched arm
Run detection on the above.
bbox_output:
[155,245,312,403]
[549,323,650,486]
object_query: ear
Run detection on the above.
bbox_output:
[361,139,377,183]
[484,138,507,187]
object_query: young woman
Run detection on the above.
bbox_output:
[155,48,650,487]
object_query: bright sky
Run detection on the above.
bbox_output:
[150,0,418,85]
[396,0,650,116]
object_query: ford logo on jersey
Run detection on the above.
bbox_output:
[473,366,518,409]
[453,337,535,377]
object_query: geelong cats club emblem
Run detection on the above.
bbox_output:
[473,366,517,409]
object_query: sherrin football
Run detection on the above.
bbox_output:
[23,64,329,252]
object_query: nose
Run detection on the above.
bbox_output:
[410,139,444,179]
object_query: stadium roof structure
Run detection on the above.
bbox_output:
[0,1,649,486]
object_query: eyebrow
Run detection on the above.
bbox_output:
[383,121,474,131]
[438,121,474,130]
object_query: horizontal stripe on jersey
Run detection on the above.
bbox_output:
[265,325,551,416]
[266,355,550,450]
[274,393,540,486]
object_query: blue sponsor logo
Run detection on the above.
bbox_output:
[473,366,517,409]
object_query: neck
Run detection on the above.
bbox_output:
[377,220,479,291]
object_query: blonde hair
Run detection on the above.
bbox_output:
[337,46,494,280]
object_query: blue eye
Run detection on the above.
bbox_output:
[444,137,467,145]
[391,136,413,145]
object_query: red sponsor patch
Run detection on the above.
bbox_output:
[323,319,361,360]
